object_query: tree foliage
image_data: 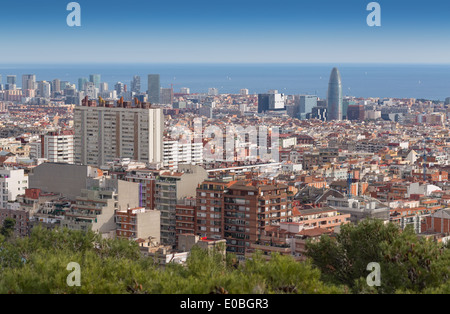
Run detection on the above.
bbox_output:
[305,219,450,294]
[0,218,16,239]
[0,226,343,294]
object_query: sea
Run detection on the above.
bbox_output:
[1,63,450,101]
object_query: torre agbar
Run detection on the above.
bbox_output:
[327,67,343,121]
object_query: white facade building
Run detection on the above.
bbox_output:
[0,168,28,209]
[163,141,203,169]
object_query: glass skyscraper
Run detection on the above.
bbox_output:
[327,67,343,121]
[89,74,101,89]
[148,74,160,104]
[298,95,318,120]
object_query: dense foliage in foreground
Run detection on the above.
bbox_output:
[0,219,448,294]
[0,226,342,294]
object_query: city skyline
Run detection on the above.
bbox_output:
[1,0,450,64]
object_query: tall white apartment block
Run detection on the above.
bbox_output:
[41,131,74,164]
[74,99,164,167]
[0,168,28,209]
[163,141,203,169]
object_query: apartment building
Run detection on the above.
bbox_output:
[163,140,203,169]
[175,197,196,241]
[115,207,160,242]
[74,98,164,166]
[155,164,208,247]
[223,180,290,258]
[0,168,28,209]
[40,130,74,164]
[196,178,236,239]
[61,177,140,237]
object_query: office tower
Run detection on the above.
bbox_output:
[240,88,249,95]
[52,79,61,93]
[160,87,174,104]
[343,98,356,119]
[180,87,190,94]
[74,99,164,166]
[147,74,160,104]
[22,74,35,90]
[258,91,286,113]
[208,87,219,96]
[347,105,365,121]
[327,67,343,121]
[38,81,51,98]
[131,75,141,93]
[84,82,97,99]
[7,75,16,85]
[6,75,17,90]
[78,77,88,91]
[99,82,108,93]
[60,81,69,90]
[258,94,270,113]
[40,130,74,163]
[114,82,125,96]
[298,95,318,120]
[311,106,327,121]
[89,74,101,89]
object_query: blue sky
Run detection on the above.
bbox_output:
[1,0,450,63]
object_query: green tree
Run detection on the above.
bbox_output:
[0,218,16,239]
[306,219,450,294]
[0,226,345,294]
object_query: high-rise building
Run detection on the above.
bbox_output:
[74,99,164,166]
[37,81,51,98]
[131,75,141,93]
[99,82,108,93]
[40,130,75,164]
[22,74,35,90]
[89,74,101,89]
[223,180,289,258]
[84,81,97,99]
[155,164,208,247]
[52,79,61,93]
[78,77,88,91]
[327,67,343,121]
[114,82,125,96]
[258,91,286,113]
[7,75,17,85]
[160,87,174,105]
[148,74,160,104]
[298,95,318,120]
[6,75,17,90]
